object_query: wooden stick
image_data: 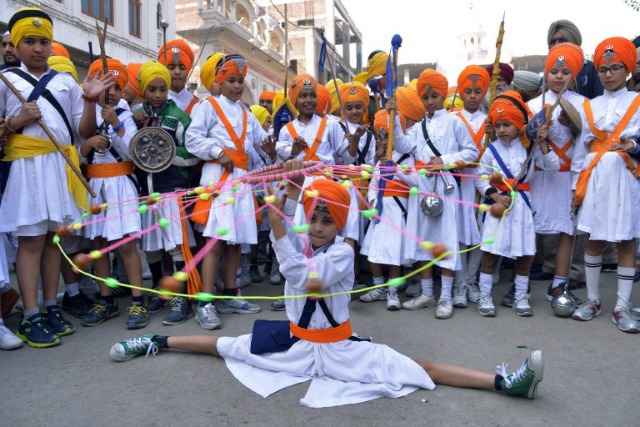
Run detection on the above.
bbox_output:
[0,72,96,197]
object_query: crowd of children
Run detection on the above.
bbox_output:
[1,6,640,405]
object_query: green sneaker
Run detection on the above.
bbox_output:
[498,350,543,399]
[109,334,159,362]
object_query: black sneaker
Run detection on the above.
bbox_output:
[500,284,515,307]
[17,314,61,348]
[147,293,168,314]
[249,265,262,283]
[127,304,149,329]
[162,297,192,325]
[62,292,93,318]
[82,301,120,327]
[43,305,75,336]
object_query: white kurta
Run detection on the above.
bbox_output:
[571,88,640,242]
[360,152,414,266]
[393,110,479,270]
[169,88,199,115]
[529,90,586,235]
[0,65,84,233]
[476,139,560,258]
[455,109,486,245]
[82,105,141,241]
[216,199,435,408]
[185,95,271,244]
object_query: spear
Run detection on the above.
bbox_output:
[484,11,505,148]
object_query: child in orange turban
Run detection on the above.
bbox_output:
[315,84,332,117]
[416,69,449,117]
[259,91,276,113]
[475,90,559,318]
[158,39,199,114]
[568,37,640,333]
[124,62,145,110]
[396,86,426,129]
[50,41,70,58]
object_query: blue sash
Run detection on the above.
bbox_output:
[487,144,531,210]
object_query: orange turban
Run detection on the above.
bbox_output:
[373,108,406,137]
[417,69,448,99]
[315,84,332,116]
[488,90,530,131]
[126,62,143,96]
[303,179,350,230]
[158,39,195,71]
[457,65,490,96]
[214,54,248,85]
[51,42,70,59]
[259,91,276,101]
[338,82,368,107]
[396,86,426,122]
[89,58,127,92]
[545,42,584,78]
[289,73,317,107]
[593,37,637,73]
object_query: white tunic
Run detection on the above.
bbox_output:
[82,105,141,241]
[185,95,271,244]
[393,110,479,269]
[529,90,586,235]
[571,88,640,242]
[169,88,199,115]
[476,139,560,258]
[216,199,435,408]
[0,65,84,232]
[455,109,486,245]
[360,152,414,266]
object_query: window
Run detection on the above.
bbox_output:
[129,0,140,37]
[82,0,114,25]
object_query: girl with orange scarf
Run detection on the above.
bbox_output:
[569,38,640,333]
[475,91,559,318]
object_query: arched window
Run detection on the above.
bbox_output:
[129,0,141,37]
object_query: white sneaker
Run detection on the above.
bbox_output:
[435,298,454,319]
[194,303,221,330]
[467,281,481,303]
[0,326,23,350]
[404,280,421,297]
[386,292,401,311]
[452,286,468,308]
[238,271,252,289]
[402,294,435,310]
[359,288,388,302]
[514,293,534,317]
[477,292,497,317]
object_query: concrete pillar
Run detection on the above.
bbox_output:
[341,22,350,70]
[356,40,362,72]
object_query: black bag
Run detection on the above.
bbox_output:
[249,320,299,354]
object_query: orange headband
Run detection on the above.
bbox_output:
[488,90,530,130]
[594,37,637,73]
[396,86,426,123]
[302,179,350,230]
[290,73,317,107]
[158,39,195,71]
[417,69,448,99]
[545,42,584,78]
[126,62,143,96]
[457,65,490,96]
[373,108,406,137]
[315,84,332,116]
[89,58,128,92]
[51,42,70,59]
[214,54,248,85]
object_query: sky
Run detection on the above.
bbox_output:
[341,0,640,80]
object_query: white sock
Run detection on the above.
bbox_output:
[372,276,385,285]
[467,248,483,284]
[440,275,453,300]
[65,282,80,297]
[43,299,57,307]
[479,272,493,294]
[421,278,434,298]
[514,274,529,296]
[616,267,635,308]
[455,244,468,288]
[551,276,566,289]
[584,254,602,302]
[241,254,249,274]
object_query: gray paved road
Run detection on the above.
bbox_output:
[2,266,638,426]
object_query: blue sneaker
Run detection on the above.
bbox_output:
[194,303,221,330]
[218,297,261,314]
[82,300,120,327]
[109,334,159,362]
[17,314,61,348]
[147,293,168,314]
[127,304,149,329]
[162,297,192,326]
[43,305,75,336]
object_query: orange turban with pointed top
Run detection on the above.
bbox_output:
[214,54,248,85]
[457,65,490,96]
[126,62,143,96]
[545,42,584,78]
[89,58,128,92]
[396,86,426,123]
[315,84,332,116]
[593,37,637,73]
[488,90,530,130]
[158,39,195,70]
[417,69,448,99]
[303,179,350,230]
[289,73,317,107]
[373,108,406,137]
[51,42,70,59]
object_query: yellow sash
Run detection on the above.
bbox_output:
[3,134,89,212]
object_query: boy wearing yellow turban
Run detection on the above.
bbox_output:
[386,68,479,320]
[570,37,640,333]
[0,7,114,347]
[158,39,200,115]
[476,91,558,318]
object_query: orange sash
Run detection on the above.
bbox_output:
[176,196,203,295]
[85,161,134,179]
[184,95,199,115]
[573,96,640,208]
[286,117,328,161]
[457,112,486,167]
[495,179,530,192]
[383,180,409,198]
[535,138,572,172]
[191,97,248,225]
[290,319,353,343]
